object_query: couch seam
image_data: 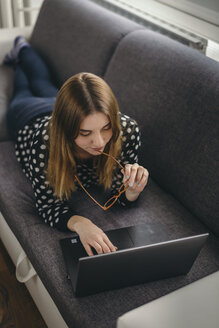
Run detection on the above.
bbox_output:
[103,27,145,78]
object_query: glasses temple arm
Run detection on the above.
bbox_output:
[97,150,124,170]
[74,175,106,209]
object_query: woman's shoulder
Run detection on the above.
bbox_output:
[32,115,51,131]
[119,112,140,137]
[16,115,51,146]
[119,112,137,124]
[22,115,52,156]
[30,115,51,142]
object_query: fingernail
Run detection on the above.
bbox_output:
[136,181,138,184]
[126,175,130,179]
[129,182,133,187]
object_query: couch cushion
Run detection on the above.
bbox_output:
[0,65,14,141]
[104,29,219,236]
[0,142,43,241]
[30,0,143,85]
[0,141,219,328]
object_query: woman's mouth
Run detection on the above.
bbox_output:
[92,147,104,152]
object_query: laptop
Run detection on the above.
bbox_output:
[59,223,209,297]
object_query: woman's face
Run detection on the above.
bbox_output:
[74,112,113,158]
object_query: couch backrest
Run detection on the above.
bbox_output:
[0,66,14,141]
[0,0,142,141]
[30,0,142,86]
[105,29,219,236]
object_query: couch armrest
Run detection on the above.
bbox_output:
[117,271,219,328]
[0,26,32,63]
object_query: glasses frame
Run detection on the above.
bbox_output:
[74,151,129,210]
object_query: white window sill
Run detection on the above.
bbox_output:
[92,0,219,62]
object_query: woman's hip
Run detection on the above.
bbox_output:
[7,96,56,139]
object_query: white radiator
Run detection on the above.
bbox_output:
[0,0,43,28]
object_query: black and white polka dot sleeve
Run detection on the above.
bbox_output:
[16,117,75,232]
[111,114,141,206]
[120,114,141,166]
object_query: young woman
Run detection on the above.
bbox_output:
[5,37,149,256]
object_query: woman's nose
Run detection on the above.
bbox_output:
[92,132,104,147]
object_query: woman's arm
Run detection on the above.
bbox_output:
[117,115,149,204]
[16,117,74,231]
[29,134,116,255]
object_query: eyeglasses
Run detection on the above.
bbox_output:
[74,151,129,210]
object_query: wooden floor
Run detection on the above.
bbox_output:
[0,239,47,328]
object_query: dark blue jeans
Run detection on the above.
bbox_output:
[7,47,58,139]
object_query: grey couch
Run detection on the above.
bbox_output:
[0,0,218,327]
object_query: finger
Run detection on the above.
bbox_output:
[84,243,94,257]
[122,164,132,183]
[121,168,128,186]
[128,163,139,187]
[103,235,117,252]
[92,241,104,254]
[97,234,114,253]
[135,166,147,186]
[138,168,149,186]
[101,242,111,253]
[131,170,149,193]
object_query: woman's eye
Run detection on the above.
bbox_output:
[103,124,111,130]
[80,132,90,137]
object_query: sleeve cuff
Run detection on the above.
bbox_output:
[118,191,140,207]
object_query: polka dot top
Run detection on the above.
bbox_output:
[15,112,141,231]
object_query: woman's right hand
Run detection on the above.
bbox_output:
[67,215,117,256]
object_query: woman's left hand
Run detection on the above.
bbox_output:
[121,164,149,201]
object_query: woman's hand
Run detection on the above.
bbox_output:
[121,164,149,201]
[67,215,117,256]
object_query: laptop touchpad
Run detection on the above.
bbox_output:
[106,229,134,250]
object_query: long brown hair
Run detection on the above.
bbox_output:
[47,72,122,199]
